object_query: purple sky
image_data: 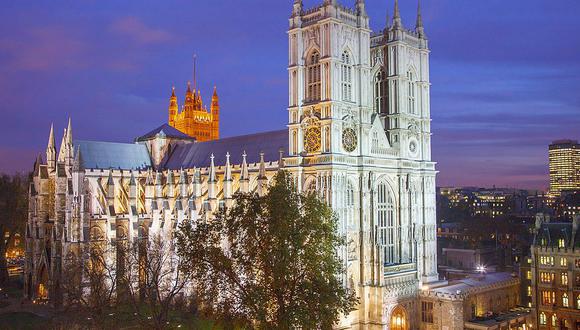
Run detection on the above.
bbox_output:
[0,0,579,190]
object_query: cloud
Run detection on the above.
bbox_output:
[109,16,174,45]
[0,26,87,72]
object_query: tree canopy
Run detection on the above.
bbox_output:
[176,171,357,329]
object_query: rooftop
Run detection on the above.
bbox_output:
[163,130,288,169]
[428,272,517,297]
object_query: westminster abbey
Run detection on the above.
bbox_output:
[25,1,439,328]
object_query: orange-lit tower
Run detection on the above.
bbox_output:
[210,86,220,140]
[168,87,178,127]
[167,80,220,142]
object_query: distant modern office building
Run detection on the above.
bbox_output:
[549,140,580,195]
[530,214,580,329]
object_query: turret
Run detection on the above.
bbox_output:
[106,171,115,216]
[384,4,391,34]
[392,0,403,30]
[179,168,188,199]
[145,170,155,213]
[355,0,366,17]
[46,124,56,172]
[128,171,138,215]
[292,0,302,17]
[208,154,217,201]
[168,86,178,127]
[224,152,233,203]
[416,0,426,38]
[166,170,175,200]
[65,118,74,169]
[257,152,267,197]
[240,151,249,193]
[210,86,220,140]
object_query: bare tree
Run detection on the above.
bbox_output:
[121,234,192,330]
[60,241,119,328]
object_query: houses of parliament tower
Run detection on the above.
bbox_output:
[168,81,220,142]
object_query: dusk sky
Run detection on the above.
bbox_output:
[0,0,579,190]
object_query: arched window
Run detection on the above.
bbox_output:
[561,272,568,286]
[377,182,396,264]
[551,314,558,327]
[374,70,388,114]
[372,131,379,153]
[346,181,355,224]
[324,126,330,152]
[539,312,547,325]
[577,294,580,309]
[306,51,321,102]
[407,70,417,115]
[563,293,569,307]
[292,130,298,155]
[341,51,353,102]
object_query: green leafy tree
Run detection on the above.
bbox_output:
[176,171,357,329]
[0,173,28,284]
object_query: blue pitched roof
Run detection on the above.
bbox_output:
[136,124,193,142]
[163,130,288,170]
[75,140,152,170]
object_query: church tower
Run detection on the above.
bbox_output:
[286,1,438,328]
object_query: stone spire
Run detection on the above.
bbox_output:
[416,0,425,38]
[292,0,303,17]
[224,152,232,182]
[209,154,217,183]
[224,152,233,202]
[278,148,285,169]
[106,171,116,216]
[167,170,176,200]
[57,128,67,162]
[393,0,402,29]
[169,86,178,127]
[257,152,267,197]
[385,3,391,32]
[240,151,249,193]
[72,146,83,173]
[66,117,73,145]
[64,118,74,169]
[179,168,187,198]
[128,171,137,215]
[208,154,217,201]
[355,0,367,16]
[46,123,56,171]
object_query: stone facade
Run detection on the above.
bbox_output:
[420,273,524,330]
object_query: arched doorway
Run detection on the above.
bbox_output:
[390,305,408,330]
[37,265,48,300]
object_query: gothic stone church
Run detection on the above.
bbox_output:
[25,1,438,328]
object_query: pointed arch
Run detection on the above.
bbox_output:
[406,66,418,115]
[341,50,353,102]
[375,177,398,265]
[305,49,321,102]
[390,305,409,330]
[373,68,388,114]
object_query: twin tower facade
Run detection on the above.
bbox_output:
[286,0,437,327]
[25,1,437,329]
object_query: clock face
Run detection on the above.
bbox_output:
[409,140,418,155]
[304,126,321,153]
[342,128,358,153]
